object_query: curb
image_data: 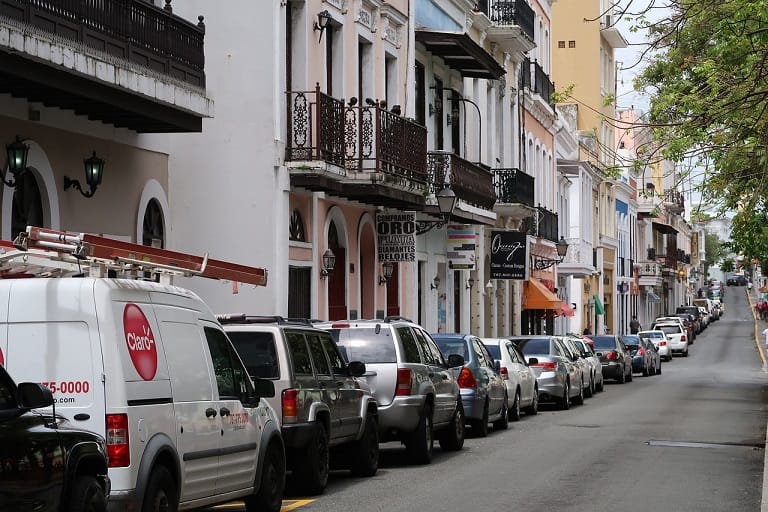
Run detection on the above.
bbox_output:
[748,288,768,512]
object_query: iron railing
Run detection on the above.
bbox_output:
[286,86,429,186]
[533,61,554,105]
[427,151,496,210]
[537,206,559,243]
[0,0,206,86]
[492,168,534,207]
[474,0,535,41]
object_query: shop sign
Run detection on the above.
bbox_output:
[490,231,528,280]
[377,213,416,262]
[447,225,476,270]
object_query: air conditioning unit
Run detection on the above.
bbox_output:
[604,14,612,27]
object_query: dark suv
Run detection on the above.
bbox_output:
[0,365,110,511]
[219,315,379,495]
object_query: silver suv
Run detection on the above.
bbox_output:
[219,315,379,495]
[314,317,466,464]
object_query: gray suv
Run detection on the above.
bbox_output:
[314,317,465,464]
[219,315,379,495]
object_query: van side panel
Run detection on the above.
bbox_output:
[0,283,8,368]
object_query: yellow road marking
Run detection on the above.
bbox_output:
[207,499,315,511]
[282,499,316,511]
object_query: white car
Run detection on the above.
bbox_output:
[650,322,689,357]
[482,338,539,420]
[638,330,672,361]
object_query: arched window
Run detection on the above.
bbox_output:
[142,198,164,248]
[289,208,306,242]
[11,172,43,237]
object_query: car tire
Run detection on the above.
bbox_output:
[642,365,649,377]
[573,380,584,405]
[349,413,379,477]
[295,422,329,495]
[626,368,633,382]
[684,349,689,357]
[508,390,521,422]
[245,442,285,512]
[142,466,179,512]
[407,404,434,464]
[524,386,539,415]
[68,475,106,512]
[493,394,510,430]
[472,400,490,437]
[557,382,570,410]
[585,376,594,398]
[657,362,662,375]
[616,367,625,384]
[438,402,465,452]
[596,377,604,393]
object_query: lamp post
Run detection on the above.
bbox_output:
[415,186,457,235]
[532,237,569,271]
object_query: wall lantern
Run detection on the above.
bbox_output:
[379,261,394,285]
[532,236,569,271]
[3,136,30,187]
[64,151,105,198]
[314,10,332,42]
[416,186,457,235]
[430,275,441,290]
[320,248,336,279]
[466,276,475,289]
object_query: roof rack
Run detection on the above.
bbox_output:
[0,226,268,287]
[216,314,314,326]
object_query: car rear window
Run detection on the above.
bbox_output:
[516,338,551,355]
[591,336,618,349]
[433,337,469,360]
[227,331,280,379]
[639,331,663,339]
[655,324,682,335]
[327,327,397,363]
[484,345,501,360]
[620,336,639,346]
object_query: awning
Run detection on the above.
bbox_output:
[652,221,678,235]
[523,278,562,310]
[647,291,661,303]
[557,302,576,317]
[415,30,506,80]
[593,295,606,315]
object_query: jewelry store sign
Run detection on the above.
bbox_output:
[490,231,528,280]
[377,213,416,262]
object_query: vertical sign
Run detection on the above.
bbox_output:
[447,225,476,270]
[490,231,528,280]
[376,213,416,262]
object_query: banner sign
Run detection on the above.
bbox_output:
[377,213,416,262]
[447,225,476,270]
[490,231,528,280]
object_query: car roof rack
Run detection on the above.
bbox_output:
[0,226,268,287]
[216,314,314,326]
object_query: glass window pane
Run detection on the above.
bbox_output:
[320,335,346,376]
[397,327,422,364]
[306,333,331,376]
[286,332,313,375]
[228,331,280,379]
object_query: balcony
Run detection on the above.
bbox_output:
[637,260,663,287]
[492,168,535,219]
[533,61,554,106]
[472,0,536,54]
[0,0,209,132]
[536,206,559,243]
[427,151,496,224]
[286,86,429,210]
[600,14,628,49]
[663,190,685,214]
[557,237,595,277]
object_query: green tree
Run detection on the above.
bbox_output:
[704,231,726,267]
[720,259,735,274]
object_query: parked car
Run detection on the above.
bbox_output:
[589,335,633,383]
[432,334,507,436]
[638,330,672,361]
[568,336,605,393]
[620,334,661,376]
[219,315,379,494]
[676,306,702,333]
[651,321,689,357]
[655,316,694,344]
[509,336,584,410]
[315,317,465,464]
[563,336,597,397]
[481,338,539,420]
[0,364,110,512]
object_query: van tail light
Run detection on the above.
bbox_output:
[282,388,298,423]
[396,368,412,396]
[499,367,509,380]
[106,414,130,468]
[456,367,477,389]
[530,361,557,371]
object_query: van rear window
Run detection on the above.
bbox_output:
[228,332,280,379]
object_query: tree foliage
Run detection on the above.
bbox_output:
[704,231,727,267]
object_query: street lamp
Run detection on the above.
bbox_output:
[416,186,457,235]
[379,261,394,285]
[3,136,29,187]
[532,237,569,270]
[320,249,336,279]
[64,151,106,198]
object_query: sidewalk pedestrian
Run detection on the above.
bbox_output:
[629,316,641,334]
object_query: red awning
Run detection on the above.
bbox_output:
[557,301,575,317]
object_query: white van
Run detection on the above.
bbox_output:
[0,228,285,512]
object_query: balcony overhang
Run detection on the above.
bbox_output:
[652,221,678,235]
[494,202,536,220]
[415,29,505,80]
[601,27,628,49]
[485,25,536,55]
[423,200,496,226]
[0,23,210,133]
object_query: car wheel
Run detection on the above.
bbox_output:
[508,390,521,422]
[573,380,584,405]
[294,422,329,494]
[657,362,662,375]
[494,394,510,430]
[245,442,285,512]
[438,402,465,451]
[616,366,625,384]
[349,412,379,477]
[406,403,434,464]
[626,367,633,382]
[585,376,594,398]
[557,382,571,410]
[68,475,106,512]
[524,386,539,415]
[642,364,649,377]
[596,377,604,393]
[472,400,490,437]
[142,466,179,512]
[683,349,689,357]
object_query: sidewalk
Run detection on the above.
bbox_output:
[746,287,768,512]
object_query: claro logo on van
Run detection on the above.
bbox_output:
[0,347,4,367]
[123,304,158,380]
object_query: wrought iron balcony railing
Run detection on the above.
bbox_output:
[427,151,496,210]
[286,85,429,187]
[492,168,534,207]
[536,206,559,243]
[533,61,554,105]
[474,0,535,41]
[0,0,206,87]
[663,190,685,213]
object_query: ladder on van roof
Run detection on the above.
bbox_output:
[0,226,268,287]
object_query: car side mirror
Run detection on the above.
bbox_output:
[527,357,539,366]
[252,377,275,400]
[447,354,465,368]
[347,361,366,377]
[17,382,54,409]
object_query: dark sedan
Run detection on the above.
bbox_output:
[589,335,633,384]
[620,334,661,376]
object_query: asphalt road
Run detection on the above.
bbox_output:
[210,287,768,512]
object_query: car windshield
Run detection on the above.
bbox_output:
[516,338,551,355]
[327,327,397,363]
[433,337,469,360]
[227,331,280,379]
[591,336,618,349]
